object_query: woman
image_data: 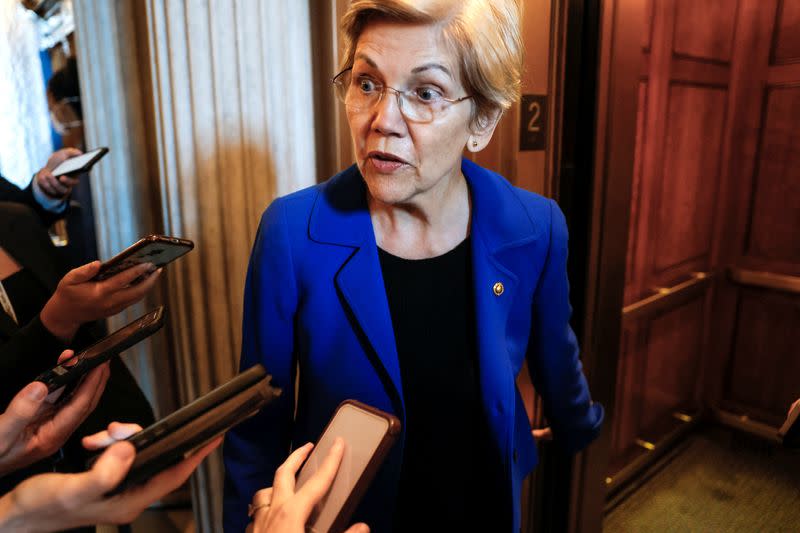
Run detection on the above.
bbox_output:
[224,1,603,531]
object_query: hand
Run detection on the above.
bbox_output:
[36,148,83,199]
[40,261,162,341]
[0,437,220,532]
[247,439,369,533]
[0,351,109,476]
[532,427,553,441]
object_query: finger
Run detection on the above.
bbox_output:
[532,427,553,440]
[45,365,110,447]
[0,382,49,438]
[51,147,83,165]
[110,438,220,510]
[104,269,162,314]
[62,261,102,285]
[343,524,370,533]
[57,349,76,364]
[66,442,136,500]
[294,438,345,514]
[58,175,80,188]
[102,262,156,290]
[82,422,142,450]
[271,442,314,503]
[45,173,70,195]
[37,173,59,197]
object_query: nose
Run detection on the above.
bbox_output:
[371,88,406,137]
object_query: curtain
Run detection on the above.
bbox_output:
[0,0,51,185]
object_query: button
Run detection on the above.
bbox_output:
[493,282,504,296]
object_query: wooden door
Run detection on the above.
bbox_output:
[708,0,800,432]
[607,0,800,490]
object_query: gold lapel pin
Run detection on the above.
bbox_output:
[493,282,504,296]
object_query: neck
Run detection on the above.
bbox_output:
[368,169,471,259]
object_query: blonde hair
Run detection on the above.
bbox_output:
[339,0,523,128]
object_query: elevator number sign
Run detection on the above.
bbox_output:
[520,94,547,151]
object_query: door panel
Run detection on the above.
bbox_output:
[746,86,800,265]
[653,84,727,276]
[726,289,800,424]
[772,0,800,63]
[641,298,705,432]
[674,0,738,63]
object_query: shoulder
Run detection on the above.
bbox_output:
[463,159,562,244]
[0,201,45,229]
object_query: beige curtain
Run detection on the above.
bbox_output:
[74,0,316,530]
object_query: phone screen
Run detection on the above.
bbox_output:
[296,403,393,533]
[51,148,106,177]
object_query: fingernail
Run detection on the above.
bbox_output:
[29,383,47,401]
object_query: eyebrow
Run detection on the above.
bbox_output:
[353,54,453,79]
[411,63,453,79]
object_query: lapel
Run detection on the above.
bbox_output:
[462,158,545,454]
[309,167,405,414]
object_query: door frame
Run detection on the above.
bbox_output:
[553,0,645,531]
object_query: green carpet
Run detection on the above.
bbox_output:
[605,427,800,532]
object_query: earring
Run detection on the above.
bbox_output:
[472,140,478,148]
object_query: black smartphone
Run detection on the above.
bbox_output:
[91,364,281,493]
[94,235,194,282]
[35,306,165,394]
[51,147,109,177]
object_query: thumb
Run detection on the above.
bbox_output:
[344,524,370,533]
[0,382,48,437]
[62,261,101,285]
[77,442,136,499]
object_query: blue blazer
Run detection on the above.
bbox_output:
[223,158,603,532]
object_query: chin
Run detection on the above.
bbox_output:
[362,171,416,206]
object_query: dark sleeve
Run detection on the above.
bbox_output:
[526,199,604,453]
[0,174,67,226]
[0,316,68,408]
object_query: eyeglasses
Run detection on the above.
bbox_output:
[332,67,472,124]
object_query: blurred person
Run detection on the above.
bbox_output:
[0,147,83,226]
[0,201,157,505]
[46,56,99,265]
[224,1,603,531]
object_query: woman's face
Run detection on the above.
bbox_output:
[346,21,474,206]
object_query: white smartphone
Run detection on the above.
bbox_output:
[51,147,109,177]
[295,400,401,533]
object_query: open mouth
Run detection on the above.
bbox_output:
[368,151,409,165]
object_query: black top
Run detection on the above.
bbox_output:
[379,238,507,532]
[2,268,51,326]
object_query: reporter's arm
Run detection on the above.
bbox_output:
[0,438,219,532]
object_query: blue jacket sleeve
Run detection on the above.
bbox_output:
[223,198,299,532]
[527,199,604,453]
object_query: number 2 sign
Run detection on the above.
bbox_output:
[519,94,547,151]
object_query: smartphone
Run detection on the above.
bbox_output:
[90,364,281,493]
[94,235,194,282]
[296,400,401,533]
[35,306,165,394]
[51,147,109,177]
